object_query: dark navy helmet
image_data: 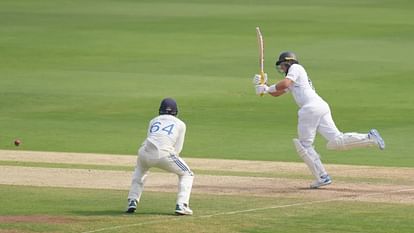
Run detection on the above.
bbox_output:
[275,51,299,66]
[159,98,178,116]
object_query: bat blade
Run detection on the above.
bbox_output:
[256,27,265,96]
[256,27,265,85]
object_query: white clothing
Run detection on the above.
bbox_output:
[286,64,324,108]
[293,138,327,180]
[286,64,376,182]
[128,114,193,205]
[145,114,186,156]
[287,64,341,145]
[297,101,341,147]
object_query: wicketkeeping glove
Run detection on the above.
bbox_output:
[252,73,268,85]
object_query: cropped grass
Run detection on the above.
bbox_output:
[1,185,413,233]
[1,0,413,167]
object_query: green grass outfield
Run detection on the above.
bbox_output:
[1,185,413,233]
[1,0,414,166]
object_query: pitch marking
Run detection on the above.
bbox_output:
[80,188,414,233]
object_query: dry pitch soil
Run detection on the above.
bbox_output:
[1,149,413,205]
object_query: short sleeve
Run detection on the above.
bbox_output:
[285,65,301,82]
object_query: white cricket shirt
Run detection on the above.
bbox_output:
[286,64,325,107]
[144,114,186,155]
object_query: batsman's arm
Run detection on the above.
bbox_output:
[268,78,292,97]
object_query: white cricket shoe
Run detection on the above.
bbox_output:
[125,199,137,213]
[368,129,385,150]
[175,203,193,215]
[310,175,332,189]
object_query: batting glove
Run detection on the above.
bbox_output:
[252,73,268,85]
[255,84,269,95]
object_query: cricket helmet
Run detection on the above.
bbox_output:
[275,51,299,66]
[159,98,178,116]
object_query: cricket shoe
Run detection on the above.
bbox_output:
[175,203,193,216]
[368,129,385,150]
[125,199,137,213]
[310,175,332,189]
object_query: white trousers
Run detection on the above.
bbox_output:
[298,102,340,147]
[127,145,194,205]
[296,101,375,180]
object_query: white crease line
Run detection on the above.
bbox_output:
[80,188,414,233]
[81,218,181,233]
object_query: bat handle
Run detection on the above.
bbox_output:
[259,71,265,96]
[260,71,265,85]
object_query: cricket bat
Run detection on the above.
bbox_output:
[256,27,265,96]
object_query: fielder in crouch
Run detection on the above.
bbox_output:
[126,98,194,215]
[254,51,385,189]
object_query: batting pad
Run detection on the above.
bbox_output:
[326,133,375,151]
[293,138,327,181]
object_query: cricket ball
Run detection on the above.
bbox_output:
[14,139,21,146]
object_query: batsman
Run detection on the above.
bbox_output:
[253,51,385,188]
